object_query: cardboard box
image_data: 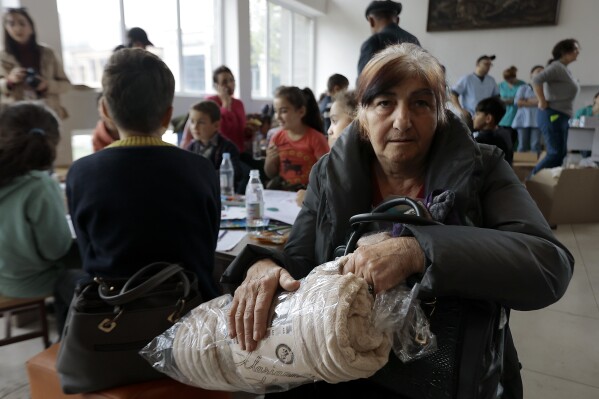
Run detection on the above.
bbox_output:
[526,167,599,224]
[512,152,543,182]
[513,151,539,164]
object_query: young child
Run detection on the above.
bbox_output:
[66,49,221,308]
[265,86,329,191]
[327,90,358,147]
[319,74,350,132]
[0,102,72,300]
[186,100,242,190]
[473,96,515,165]
[296,90,358,206]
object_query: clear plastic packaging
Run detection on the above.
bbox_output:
[140,259,435,394]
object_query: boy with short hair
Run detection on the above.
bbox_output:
[473,96,515,165]
[66,49,221,301]
[319,73,350,132]
[186,100,242,189]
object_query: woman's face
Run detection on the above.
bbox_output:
[362,77,438,170]
[562,42,580,64]
[327,101,353,147]
[274,96,305,132]
[4,13,33,45]
[215,72,236,96]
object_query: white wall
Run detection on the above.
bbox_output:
[315,0,599,105]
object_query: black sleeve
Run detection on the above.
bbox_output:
[407,151,573,310]
[357,36,381,76]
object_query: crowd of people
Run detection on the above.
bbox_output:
[0,1,584,398]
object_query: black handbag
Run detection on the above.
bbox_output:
[56,262,203,394]
[340,197,507,399]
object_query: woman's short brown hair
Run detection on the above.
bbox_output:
[356,43,447,137]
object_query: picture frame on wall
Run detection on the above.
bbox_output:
[427,0,561,32]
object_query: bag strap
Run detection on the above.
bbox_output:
[98,262,190,306]
[344,197,442,255]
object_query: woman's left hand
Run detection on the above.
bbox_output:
[35,76,48,92]
[338,236,425,294]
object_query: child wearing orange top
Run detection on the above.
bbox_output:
[264,86,329,190]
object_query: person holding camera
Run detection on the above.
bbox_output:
[0,7,71,119]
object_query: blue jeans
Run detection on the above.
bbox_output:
[517,127,541,153]
[531,108,569,176]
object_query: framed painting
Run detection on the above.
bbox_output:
[427,0,561,32]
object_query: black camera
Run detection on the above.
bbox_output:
[25,68,41,89]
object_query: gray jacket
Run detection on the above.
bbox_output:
[224,112,573,397]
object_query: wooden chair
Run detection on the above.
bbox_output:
[0,296,50,348]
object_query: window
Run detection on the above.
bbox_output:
[250,0,314,98]
[57,0,220,94]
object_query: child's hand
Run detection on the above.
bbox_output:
[266,145,279,159]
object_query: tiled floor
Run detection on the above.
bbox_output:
[510,223,599,398]
[1,224,598,398]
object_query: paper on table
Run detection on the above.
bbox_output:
[216,229,246,252]
[263,189,301,225]
[221,206,247,220]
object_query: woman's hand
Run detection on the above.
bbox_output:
[295,189,306,207]
[228,259,300,352]
[216,84,232,110]
[7,67,25,85]
[338,236,425,294]
[35,76,48,92]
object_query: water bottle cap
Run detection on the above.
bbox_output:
[223,152,231,159]
[249,169,260,177]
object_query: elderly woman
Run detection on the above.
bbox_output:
[226,44,573,398]
[0,8,70,119]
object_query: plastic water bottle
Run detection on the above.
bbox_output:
[219,153,235,197]
[245,169,266,236]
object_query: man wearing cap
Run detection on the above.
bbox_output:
[127,27,153,49]
[357,0,420,76]
[451,55,500,120]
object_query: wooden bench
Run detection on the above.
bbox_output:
[26,343,233,399]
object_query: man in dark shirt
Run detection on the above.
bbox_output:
[473,96,515,165]
[357,0,420,76]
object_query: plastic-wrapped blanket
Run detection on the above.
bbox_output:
[141,261,392,393]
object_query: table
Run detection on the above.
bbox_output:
[213,235,284,293]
